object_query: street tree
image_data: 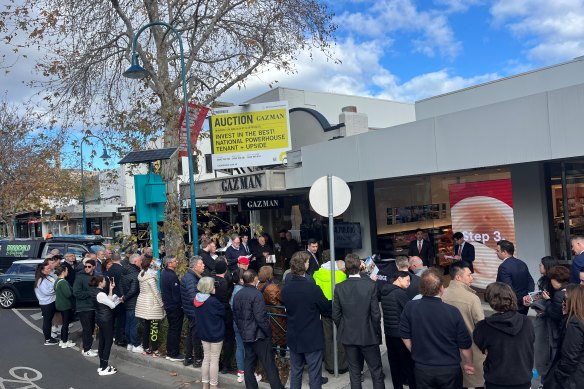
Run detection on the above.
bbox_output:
[0,98,79,238]
[1,0,336,255]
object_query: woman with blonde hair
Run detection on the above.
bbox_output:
[194,276,225,388]
[544,284,584,388]
[135,256,165,357]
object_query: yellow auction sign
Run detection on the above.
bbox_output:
[211,101,291,169]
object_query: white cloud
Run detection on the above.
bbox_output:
[434,0,484,13]
[334,0,462,59]
[220,37,500,105]
[491,0,584,63]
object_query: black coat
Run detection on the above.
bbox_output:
[454,242,475,272]
[121,263,140,311]
[406,272,420,299]
[105,263,124,297]
[306,251,320,276]
[225,245,245,271]
[232,284,272,342]
[200,250,215,277]
[180,269,201,319]
[282,275,331,353]
[332,276,381,346]
[496,256,535,314]
[380,283,410,337]
[408,239,435,267]
[544,317,584,389]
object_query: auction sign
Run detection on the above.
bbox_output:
[210,101,291,169]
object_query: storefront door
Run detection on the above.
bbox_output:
[546,160,584,262]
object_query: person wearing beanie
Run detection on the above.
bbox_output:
[214,258,236,373]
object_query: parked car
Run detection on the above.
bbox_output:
[0,259,43,309]
[0,235,105,273]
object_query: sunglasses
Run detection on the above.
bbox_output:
[84,265,93,269]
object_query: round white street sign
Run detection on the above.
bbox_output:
[309,176,351,217]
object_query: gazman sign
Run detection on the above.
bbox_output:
[210,101,291,169]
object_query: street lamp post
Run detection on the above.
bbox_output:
[123,21,199,256]
[79,135,111,235]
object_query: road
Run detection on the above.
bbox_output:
[0,307,189,389]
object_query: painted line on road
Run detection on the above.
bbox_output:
[12,309,43,335]
[12,309,80,351]
[31,312,43,320]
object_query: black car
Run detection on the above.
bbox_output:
[0,259,43,308]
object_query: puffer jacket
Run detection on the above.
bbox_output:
[122,263,140,311]
[93,288,114,324]
[135,271,165,320]
[73,271,95,313]
[181,269,201,318]
[380,283,410,337]
[194,293,225,342]
[232,284,271,342]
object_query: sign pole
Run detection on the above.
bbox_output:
[328,174,338,377]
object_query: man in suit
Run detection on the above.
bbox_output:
[570,236,584,283]
[453,232,476,273]
[408,229,435,267]
[333,254,385,389]
[199,239,216,277]
[495,240,535,315]
[282,254,332,388]
[306,238,320,276]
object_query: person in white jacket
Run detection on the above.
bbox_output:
[135,256,165,357]
[34,262,57,345]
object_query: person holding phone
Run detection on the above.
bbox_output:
[90,275,121,375]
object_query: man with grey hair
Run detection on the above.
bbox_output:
[409,256,427,277]
[62,252,77,286]
[396,256,420,299]
[161,256,184,361]
[122,253,142,352]
[180,256,205,367]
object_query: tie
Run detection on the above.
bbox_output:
[418,241,422,253]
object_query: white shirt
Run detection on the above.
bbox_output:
[96,292,120,309]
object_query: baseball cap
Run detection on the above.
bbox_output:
[238,256,250,265]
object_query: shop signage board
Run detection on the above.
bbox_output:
[449,179,515,288]
[117,206,133,212]
[210,101,291,169]
[240,196,284,211]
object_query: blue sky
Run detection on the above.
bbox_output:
[223,0,584,103]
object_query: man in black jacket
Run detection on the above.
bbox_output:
[232,270,284,389]
[105,253,126,347]
[180,256,205,367]
[333,254,385,389]
[495,240,535,315]
[121,254,142,352]
[400,268,474,389]
[160,256,184,361]
[380,271,415,389]
[225,234,245,272]
[199,239,216,277]
[282,254,332,389]
[213,259,235,373]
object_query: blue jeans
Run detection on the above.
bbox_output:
[125,310,139,346]
[290,349,323,389]
[234,323,244,371]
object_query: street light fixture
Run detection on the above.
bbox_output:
[80,135,111,235]
[123,21,200,256]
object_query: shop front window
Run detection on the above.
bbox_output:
[374,168,511,288]
[547,161,584,262]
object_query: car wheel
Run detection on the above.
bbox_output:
[0,289,16,309]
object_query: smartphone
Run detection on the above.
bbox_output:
[528,291,543,301]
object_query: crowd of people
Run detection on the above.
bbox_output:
[32,232,584,389]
